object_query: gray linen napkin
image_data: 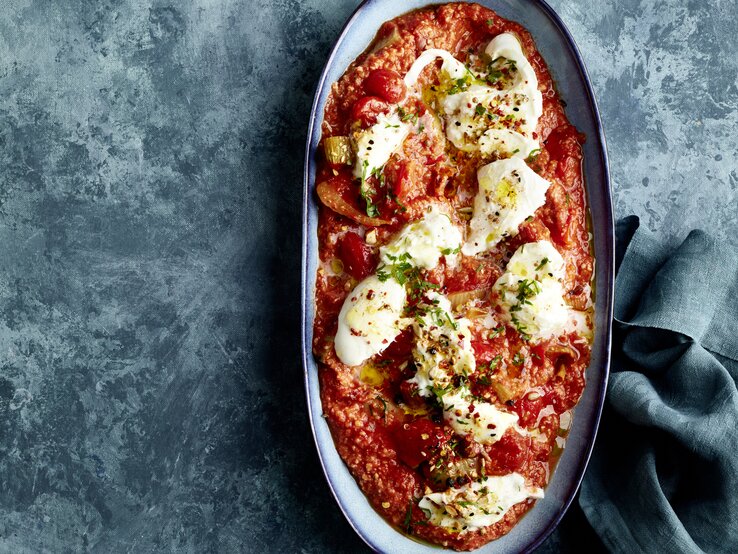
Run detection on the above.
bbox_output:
[578,216,738,553]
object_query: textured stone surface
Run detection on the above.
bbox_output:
[0,0,734,552]
[555,0,738,249]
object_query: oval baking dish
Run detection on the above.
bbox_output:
[301,1,614,552]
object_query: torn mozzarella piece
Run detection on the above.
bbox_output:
[403,34,541,157]
[504,240,565,280]
[409,292,475,396]
[403,48,471,86]
[379,207,463,269]
[440,83,538,156]
[493,240,573,341]
[463,158,551,255]
[485,33,543,120]
[406,293,523,442]
[334,275,410,366]
[441,389,523,444]
[419,473,544,532]
[352,111,411,179]
[478,129,539,158]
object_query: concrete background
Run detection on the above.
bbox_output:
[0,0,735,552]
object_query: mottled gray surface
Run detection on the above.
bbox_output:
[556,0,738,249]
[0,0,734,552]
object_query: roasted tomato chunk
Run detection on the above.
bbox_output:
[487,433,531,473]
[363,68,407,103]
[380,327,414,360]
[351,96,391,127]
[510,389,554,428]
[338,231,375,280]
[392,419,448,469]
[384,160,410,197]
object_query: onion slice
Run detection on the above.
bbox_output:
[316,180,390,227]
[447,289,486,309]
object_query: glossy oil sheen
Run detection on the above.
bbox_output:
[301,1,614,552]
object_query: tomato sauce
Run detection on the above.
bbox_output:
[312,3,593,551]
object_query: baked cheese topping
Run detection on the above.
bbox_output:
[404,48,470,88]
[441,388,523,445]
[493,240,572,341]
[419,473,544,533]
[463,157,551,255]
[484,32,543,134]
[404,33,542,158]
[380,207,463,270]
[409,292,475,396]
[352,111,411,179]
[478,129,539,160]
[406,292,524,445]
[316,8,595,547]
[335,275,410,366]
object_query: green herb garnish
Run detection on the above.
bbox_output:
[446,75,472,95]
[526,148,542,162]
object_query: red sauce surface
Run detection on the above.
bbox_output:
[312,3,593,550]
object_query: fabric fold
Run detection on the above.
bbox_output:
[579,216,738,554]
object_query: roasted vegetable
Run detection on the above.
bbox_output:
[338,232,375,280]
[491,380,515,403]
[393,419,449,469]
[548,342,580,361]
[316,179,390,227]
[455,206,474,221]
[323,136,353,165]
[447,289,486,309]
[368,24,401,56]
[363,68,406,103]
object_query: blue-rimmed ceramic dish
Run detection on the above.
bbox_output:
[301,1,614,552]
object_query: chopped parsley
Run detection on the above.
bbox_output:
[397,106,418,124]
[488,325,505,339]
[403,500,415,534]
[430,383,453,401]
[486,68,503,84]
[359,160,379,217]
[377,253,440,302]
[510,314,531,341]
[526,148,542,162]
[371,165,386,187]
[386,189,407,212]
[515,278,541,306]
[363,195,379,217]
[535,257,550,271]
[446,75,472,95]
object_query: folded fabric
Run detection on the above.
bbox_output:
[579,216,738,553]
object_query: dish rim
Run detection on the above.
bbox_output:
[301,1,614,552]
